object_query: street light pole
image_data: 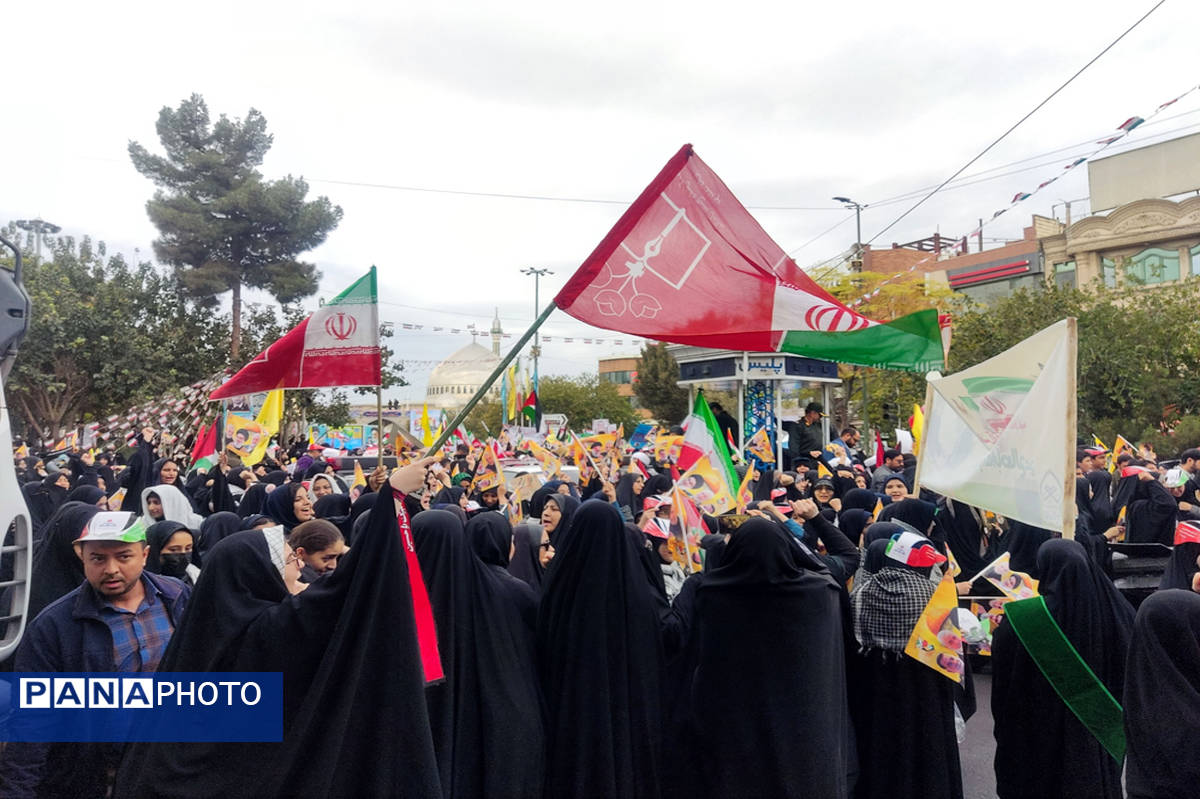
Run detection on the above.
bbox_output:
[831,197,865,270]
[832,196,868,435]
[520,267,553,396]
[14,219,61,263]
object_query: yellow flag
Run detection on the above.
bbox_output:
[421,405,433,448]
[745,427,775,463]
[241,389,282,466]
[1110,435,1134,473]
[352,459,367,490]
[911,403,925,456]
[872,498,883,521]
[817,461,833,479]
[505,365,520,421]
[735,466,755,514]
[904,574,966,684]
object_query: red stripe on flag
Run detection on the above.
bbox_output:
[396,499,444,683]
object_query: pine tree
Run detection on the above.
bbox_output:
[129,94,342,360]
[633,342,688,424]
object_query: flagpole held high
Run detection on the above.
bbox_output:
[427,300,558,454]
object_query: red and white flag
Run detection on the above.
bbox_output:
[211,268,380,399]
[554,145,943,372]
[1175,520,1200,546]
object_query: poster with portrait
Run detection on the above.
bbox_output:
[904,574,967,684]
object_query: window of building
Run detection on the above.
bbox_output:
[1126,247,1180,285]
[1053,260,1076,289]
[600,370,633,385]
[1101,258,1117,289]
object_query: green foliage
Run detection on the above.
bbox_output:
[949,279,1200,444]
[1,226,229,439]
[633,342,688,424]
[354,322,407,395]
[1135,415,1200,459]
[539,374,638,433]
[129,94,342,359]
[816,267,962,433]
[464,398,503,438]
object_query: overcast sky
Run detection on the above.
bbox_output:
[5,0,1195,402]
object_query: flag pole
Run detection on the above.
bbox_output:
[911,382,934,495]
[1061,317,1078,540]
[428,301,558,454]
[376,384,384,470]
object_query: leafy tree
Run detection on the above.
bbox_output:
[539,374,638,433]
[287,389,353,431]
[129,94,342,360]
[816,268,961,435]
[633,342,688,424]
[464,398,503,438]
[1,226,228,439]
[948,279,1200,444]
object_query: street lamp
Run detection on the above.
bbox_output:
[832,197,868,432]
[832,197,866,270]
[520,267,553,395]
[14,218,61,263]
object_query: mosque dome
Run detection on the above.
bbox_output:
[424,341,503,410]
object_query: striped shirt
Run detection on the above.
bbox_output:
[99,574,175,672]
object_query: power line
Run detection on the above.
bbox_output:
[865,0,1169,245]
[309,176,842,212]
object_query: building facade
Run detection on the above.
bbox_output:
[598,356,652,419]
[1040,197,1200,291]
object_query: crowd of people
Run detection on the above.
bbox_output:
[2,419,1199,798]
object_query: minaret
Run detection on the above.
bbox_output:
[491,307,503,356]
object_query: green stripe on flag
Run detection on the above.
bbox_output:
[780,308,943,372]
[693,394,738,493]
[329,265,377,306]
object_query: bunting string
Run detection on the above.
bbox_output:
[842,81,1200,307]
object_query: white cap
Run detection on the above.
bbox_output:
[75,512,146,544]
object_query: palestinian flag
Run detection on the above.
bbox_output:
[520,390,541,428]
[211,268,380,399]
[553,145,944,372]
[190,421,219,471]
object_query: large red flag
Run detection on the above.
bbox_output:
[554,145,943,372]
[211,268,380,399]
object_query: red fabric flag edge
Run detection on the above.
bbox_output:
[554,144,693,308]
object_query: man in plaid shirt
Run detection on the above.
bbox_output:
[0,512,191,799]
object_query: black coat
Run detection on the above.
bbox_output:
[115,488,441,798]
[991,539,1134,799]
[1124,590,1200,798]
[415,510,545,799]
[536,501,664,799]
[692,518,851,798]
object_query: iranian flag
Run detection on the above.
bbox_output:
[678,393,738,497]
[554,145,944,372]
[211,268,381,399]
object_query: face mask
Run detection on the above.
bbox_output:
[158,553,191,579]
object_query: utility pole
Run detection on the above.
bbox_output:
[14,218,61,263]
[833,197,869,432]
[832,197,866,270]
[520,267,553,396]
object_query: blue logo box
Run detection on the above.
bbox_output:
[0,672,283,742]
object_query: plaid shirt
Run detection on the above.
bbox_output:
[98,574,175,672]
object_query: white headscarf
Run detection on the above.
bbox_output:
[140,484,205,531]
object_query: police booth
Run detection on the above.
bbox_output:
[668,346,842,466]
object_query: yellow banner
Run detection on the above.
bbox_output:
[904,574,966,683]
